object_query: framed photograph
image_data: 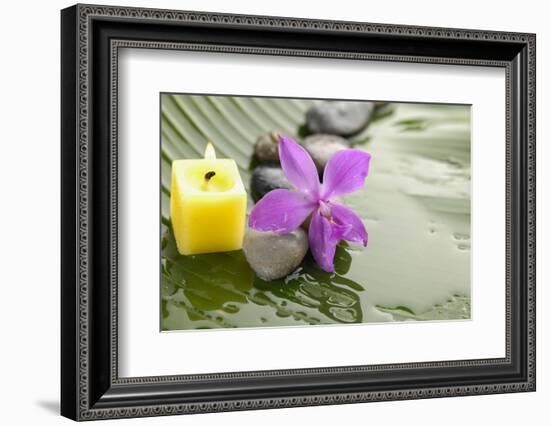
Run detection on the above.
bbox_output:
[61,4,536,421]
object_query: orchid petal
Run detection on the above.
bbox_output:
[322,149,371,199]
[308,210,339,272]
[330,203,368,246]
[279,135,320,198]
[249,189,315,234]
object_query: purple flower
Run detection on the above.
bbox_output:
[249,135,371,272]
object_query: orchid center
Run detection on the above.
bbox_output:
[248,135,371,273]
[319,200,332,219]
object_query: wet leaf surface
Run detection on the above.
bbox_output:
[161,96,471,330]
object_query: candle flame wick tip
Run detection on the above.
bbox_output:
[204,142,216,159]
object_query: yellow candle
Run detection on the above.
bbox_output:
[170,143,247,255]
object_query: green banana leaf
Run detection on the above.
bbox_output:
[161,94,471,330]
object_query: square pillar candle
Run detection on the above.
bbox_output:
[170,143,247,255]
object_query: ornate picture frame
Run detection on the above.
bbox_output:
[61,3,535,421]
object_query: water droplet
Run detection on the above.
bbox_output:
[253,294,270,306]
[260,317,267,323]
[327,294,355,308]
[457,244,470,251]
[328,307,357,323]
[222,303,239,314]
[453,233,470,241]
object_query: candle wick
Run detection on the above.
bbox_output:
[204,171,216,181]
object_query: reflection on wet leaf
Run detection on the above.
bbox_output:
[376,296,471,321]
[161,96,472,331]
[161,228,365,329]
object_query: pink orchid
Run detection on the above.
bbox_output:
[249,135,371,272]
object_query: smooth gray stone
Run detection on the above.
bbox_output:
[250,165,291,202]
[302,134,350,172]
[306,101,375,135]
[254,132,280,163]
[243,228,309,281]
